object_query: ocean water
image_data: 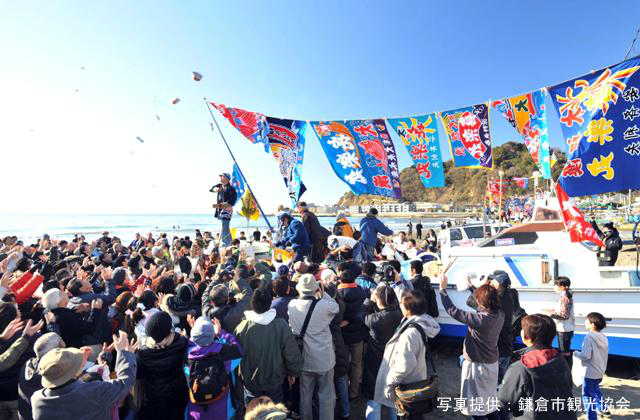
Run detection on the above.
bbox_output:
[0,214,444,244]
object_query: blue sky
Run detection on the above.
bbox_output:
[1,1,639,214]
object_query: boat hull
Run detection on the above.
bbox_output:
[435,287,640,358]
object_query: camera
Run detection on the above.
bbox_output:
[376,262,396,283]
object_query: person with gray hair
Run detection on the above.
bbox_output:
[18,333,65,420]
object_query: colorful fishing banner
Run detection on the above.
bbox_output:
[230,163,245,200]
[492,89,551,178]
[549,56,640,196]
[238,189,260,220]
[439,103,493,168]
[556,184,605,247]
[211,102,270,152]
[309,120,402,198]
[230,163,259,220]
[388,113,445,188]
[265,117,307,206]
[513,177,530,189]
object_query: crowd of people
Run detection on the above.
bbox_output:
[0,203,613,420]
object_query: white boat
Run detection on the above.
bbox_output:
[435,199,640,359]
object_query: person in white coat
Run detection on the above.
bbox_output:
[372,290,440,420]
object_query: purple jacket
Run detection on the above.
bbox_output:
[185,331,243,420]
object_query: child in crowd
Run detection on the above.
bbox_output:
[543,277,575,367]
[574,312,609,420]
[499,314,576,419]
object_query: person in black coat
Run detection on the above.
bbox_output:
[320,282,350,419]
[297,202,330,263]
[498,314,576,420]
[211,173,237,248]
[136,311,189,420]
[409,260,439,318]
[335,269,369,400]
[362,284,402,403]
[591,221,623,266]
[42,289,102,349]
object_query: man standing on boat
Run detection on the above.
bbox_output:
[211,173,237,247]
[359,208,393,261]
[591,221,623,266]
[297,202,330,263]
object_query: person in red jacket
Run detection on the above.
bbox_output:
[8,262,53,305]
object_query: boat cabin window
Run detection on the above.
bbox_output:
[463,226,489,239]
[450,228,463,241]
[533,208,561,222]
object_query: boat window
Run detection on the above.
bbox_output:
[463,226,485,239]
[450,228,463,241]
[479,232,539,247]
[533,208,561,221]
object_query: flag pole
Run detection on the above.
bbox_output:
[204,99,274,232]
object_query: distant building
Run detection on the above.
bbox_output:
[414,202,443,212]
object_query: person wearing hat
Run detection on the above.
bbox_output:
[31,331,136,420]
[18,333,65,420]
[466,270,514,385]
[211,173,238,248]
[185,316,242,420]
[136,311,189,420]
[274,213,310,264]
[287,274,339,420]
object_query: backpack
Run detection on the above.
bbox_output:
[187,355,230,406]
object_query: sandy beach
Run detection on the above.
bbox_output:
[350,339,640,419]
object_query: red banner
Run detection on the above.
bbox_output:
[555,184,605,247]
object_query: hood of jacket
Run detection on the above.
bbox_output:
[244,308,276,325]
[521,348,562,369]
[588,331,608,349]
[404,313,441,338]
[187,340,224,360]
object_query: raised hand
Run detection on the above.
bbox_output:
[0,318,24,340]
[112,331,129,352]
[212,317,221,336]
[22,319,45,336]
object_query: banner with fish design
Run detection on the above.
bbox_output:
[230,163,245,201]
[549,56,640,196]
[492,89,551,179]
[211,102,270,152]
[439,103,493,169]
[387,113,445,188]
[265,117,307,206]
[309,120,402,198]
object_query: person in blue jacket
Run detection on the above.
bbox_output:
[275,212,310,263]
[359,208,393,261]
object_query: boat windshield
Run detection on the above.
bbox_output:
[463,226,490,239]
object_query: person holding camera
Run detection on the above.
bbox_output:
[381,261,414,302]
[211,173,237,248]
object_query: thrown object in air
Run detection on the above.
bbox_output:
[136,136,144,143]
[170,97,180,105]
[192,71,202,81]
